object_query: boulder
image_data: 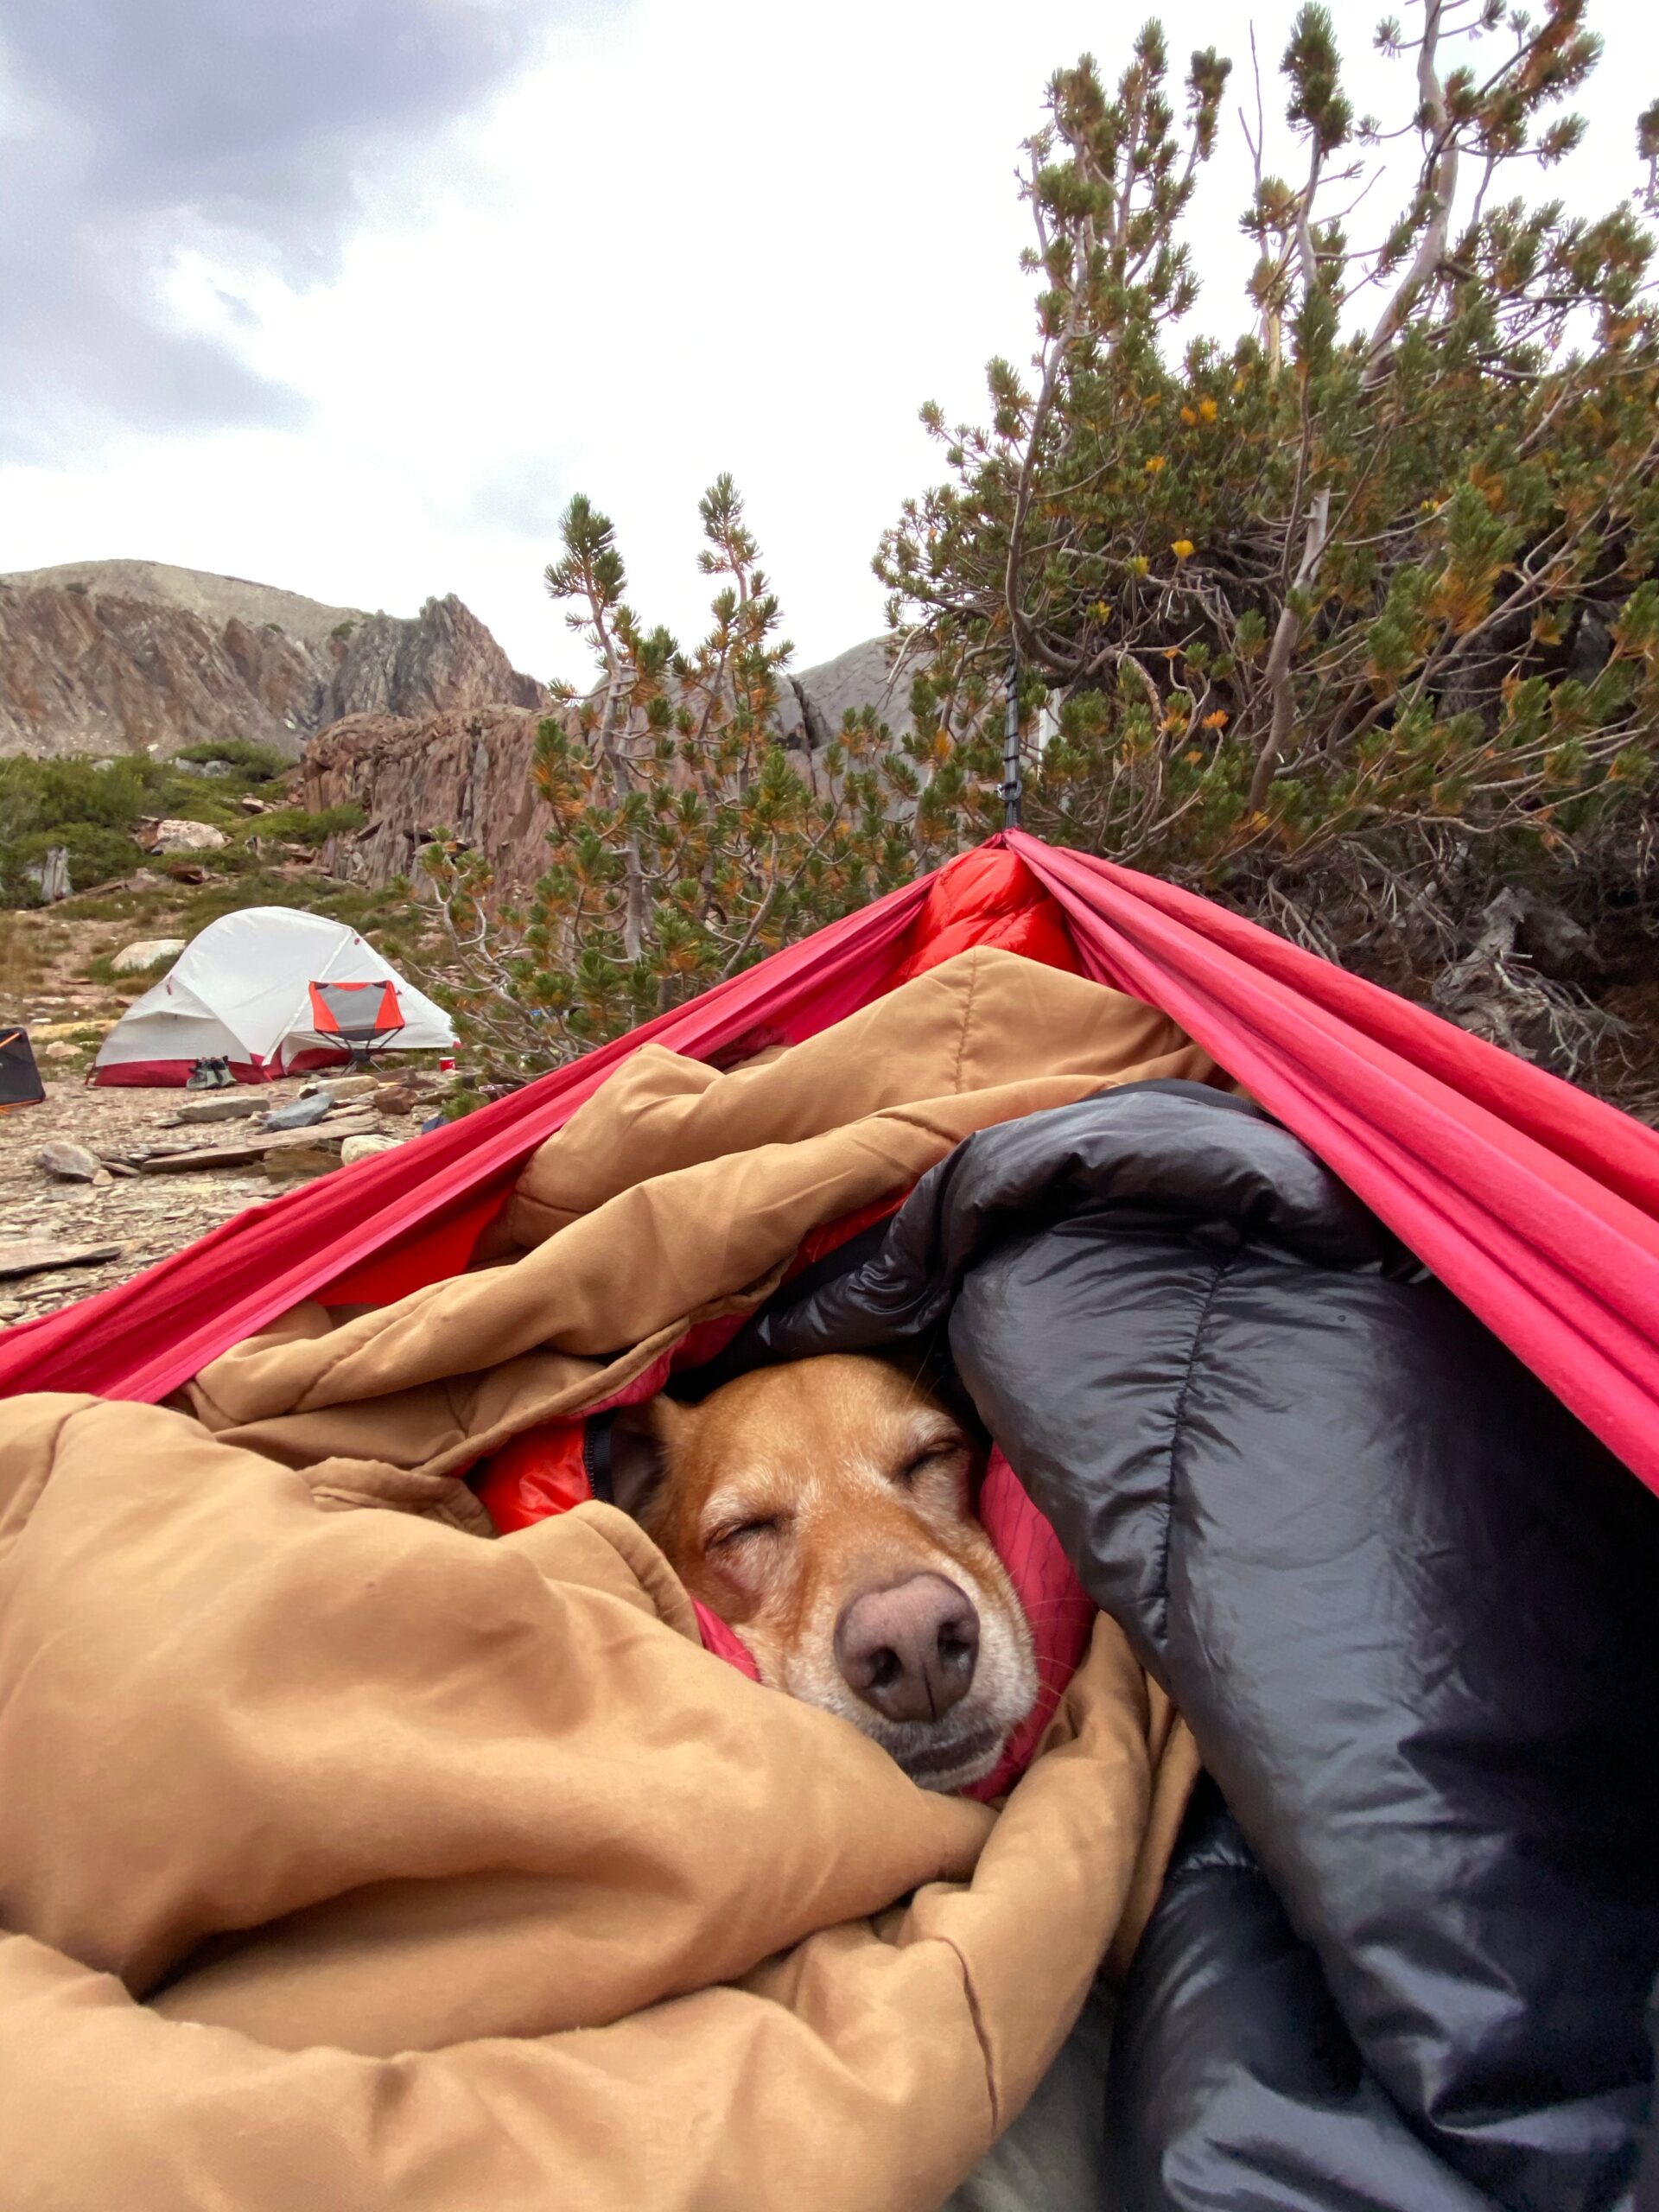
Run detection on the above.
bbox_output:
[111,938,185,976]
[340,1135,403,1166]
[22,847,70,903]
[145,819,228,854]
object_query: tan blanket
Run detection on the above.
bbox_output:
[0,950,1210,2211]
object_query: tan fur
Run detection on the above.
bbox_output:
[637,1355,1038,1792]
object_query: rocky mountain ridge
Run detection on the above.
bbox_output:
[0,560,546,761]
[3,558,915,899]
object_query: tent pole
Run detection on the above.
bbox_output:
[1001,652,1023,830]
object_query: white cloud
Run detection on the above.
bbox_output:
[3,0,1656,684]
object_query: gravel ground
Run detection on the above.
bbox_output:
[0,1073,431,1331]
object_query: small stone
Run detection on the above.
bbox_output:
[168,1095,262,1124]
[37,1141,102,1182]
[42,1040,82,1063]
[258,1090,335,1132]
[340,1134,402,1166]
[261,1144,338,1179]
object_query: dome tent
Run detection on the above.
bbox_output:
[90,905,454,1086]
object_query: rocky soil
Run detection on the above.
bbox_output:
[0,1071,438,1329]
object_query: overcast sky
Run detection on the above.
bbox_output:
[2,0,1656,683]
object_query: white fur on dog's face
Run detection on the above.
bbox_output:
[630,1355,1038,1792]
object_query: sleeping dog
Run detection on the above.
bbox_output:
[613,1354,1038,1793]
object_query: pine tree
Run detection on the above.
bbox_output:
[423,480,985,1063]
[878,3,1659,944]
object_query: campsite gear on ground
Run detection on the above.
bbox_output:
[90,906,453,1087]
[437,1053,456,1072]
[0,1028,46,1113]
[303,976,407,1070]
[257,1089,335,1134]
[737,1079,1659,2209]
[6,841,1659,2206]
[184,1057,233,1090]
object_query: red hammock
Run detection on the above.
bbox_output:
[8,834,1659,1503]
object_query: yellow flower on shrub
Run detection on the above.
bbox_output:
[1171,537,1195,560]
[1144,454,1166,474]
[1198,397,1218,422]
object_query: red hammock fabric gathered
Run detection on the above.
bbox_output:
[6,833,1659,1506]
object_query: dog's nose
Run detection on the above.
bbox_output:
[835,1573,980,1723]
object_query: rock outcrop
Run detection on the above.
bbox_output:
[779,636,916,750]
[0,560,545,761]
[302,639,916,896]
[302,705,550,893]
[318,595,543,725]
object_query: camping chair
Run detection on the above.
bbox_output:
[0,1029,47,1114]
[305,979,406,1071]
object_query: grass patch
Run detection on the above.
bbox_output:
[0,753,318,907]
[175,738,287,779]
[169,869,438,965]
[231,802,364,847]
[0,912,51,1001]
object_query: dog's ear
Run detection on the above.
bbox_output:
[605,1395,690,1525]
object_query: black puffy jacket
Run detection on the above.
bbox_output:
[703,1082,1659,2212]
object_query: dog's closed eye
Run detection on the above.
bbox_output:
[708,1513,788,1552]
[897,1439,967,1486]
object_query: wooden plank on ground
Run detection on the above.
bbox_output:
[0,1240,124,1281]
[136,1114,381,1173]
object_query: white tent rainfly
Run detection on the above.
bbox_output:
[92,907,455,1087]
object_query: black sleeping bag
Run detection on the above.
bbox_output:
[704,1081,1659,2212]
